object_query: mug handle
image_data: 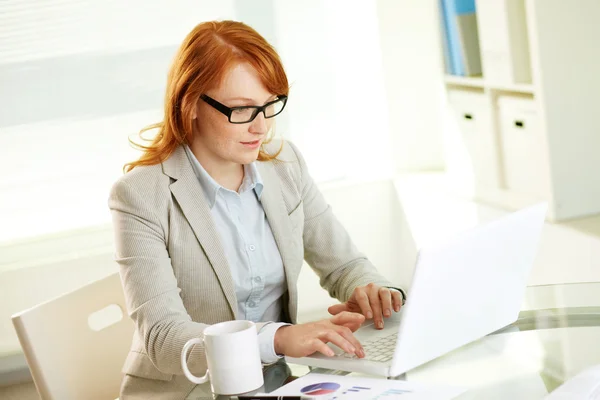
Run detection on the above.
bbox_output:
[181,337,210,384]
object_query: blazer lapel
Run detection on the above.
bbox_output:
[257,161,298,321]
[163,147,238,318]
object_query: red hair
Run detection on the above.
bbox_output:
[124,20,289,172]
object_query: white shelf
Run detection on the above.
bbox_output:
[444,75,534,94]
[441,1,600,221]
[488,82,534,94]
[444,74,484,89]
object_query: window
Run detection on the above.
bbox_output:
[0,1,236,242]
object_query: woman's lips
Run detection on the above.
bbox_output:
[241,139,261,149]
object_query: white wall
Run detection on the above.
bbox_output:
[376,0,447,173]
[270,0,394,182]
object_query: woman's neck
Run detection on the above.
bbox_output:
[188,143,244,192]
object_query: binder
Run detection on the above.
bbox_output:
[439,0,454,74]
[440,0,480,76]
[456,13,482,76]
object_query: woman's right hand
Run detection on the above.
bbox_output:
[273,311,366,359]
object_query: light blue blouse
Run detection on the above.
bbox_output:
[184,146,288,363]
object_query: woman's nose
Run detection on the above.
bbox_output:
[249,111,268,134]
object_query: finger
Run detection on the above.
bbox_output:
[309,338,335,357]
[368,284,384,329]
[379,287,393,318]
[340,320,364,332]
[334,325,365,358]
[328,303,349,316]
[321,330,356,355]
[355,288,373,319]
[391,290,402,312]
[334,311,365,332]
[330,311,365,327]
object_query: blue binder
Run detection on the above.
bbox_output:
[440,0,477,76]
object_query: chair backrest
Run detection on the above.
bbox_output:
[12,272,133,400]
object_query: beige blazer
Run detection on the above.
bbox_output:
[109,140,399,399]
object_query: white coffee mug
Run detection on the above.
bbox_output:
[181,320,264,395]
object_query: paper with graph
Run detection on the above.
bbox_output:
[268,373,466,399]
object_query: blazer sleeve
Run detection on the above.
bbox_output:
[109,178,270,376]
[286,141,407,302]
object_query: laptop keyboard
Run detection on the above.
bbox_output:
[341,332,397,363]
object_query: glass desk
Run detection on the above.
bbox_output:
[193,283,600,400]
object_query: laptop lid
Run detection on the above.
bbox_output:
[389,203,547,376]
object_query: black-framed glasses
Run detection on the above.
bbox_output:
[200,94,288,124]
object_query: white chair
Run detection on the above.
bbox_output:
[11,272,134,400]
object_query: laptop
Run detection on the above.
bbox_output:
[286,203,548,378]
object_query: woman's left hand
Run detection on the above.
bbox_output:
[328,283,402,330]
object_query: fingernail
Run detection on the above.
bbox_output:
[367,311,373,319]
[358,349,365,358]
[377,321,384,329]
[347,346,356,354]
[384,309,391,317]
[327,349,335,357]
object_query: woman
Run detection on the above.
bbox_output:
[109,20,406,399]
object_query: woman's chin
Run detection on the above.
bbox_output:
[234,150,260,164]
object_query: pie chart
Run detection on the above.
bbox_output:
[300,382,341,396]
